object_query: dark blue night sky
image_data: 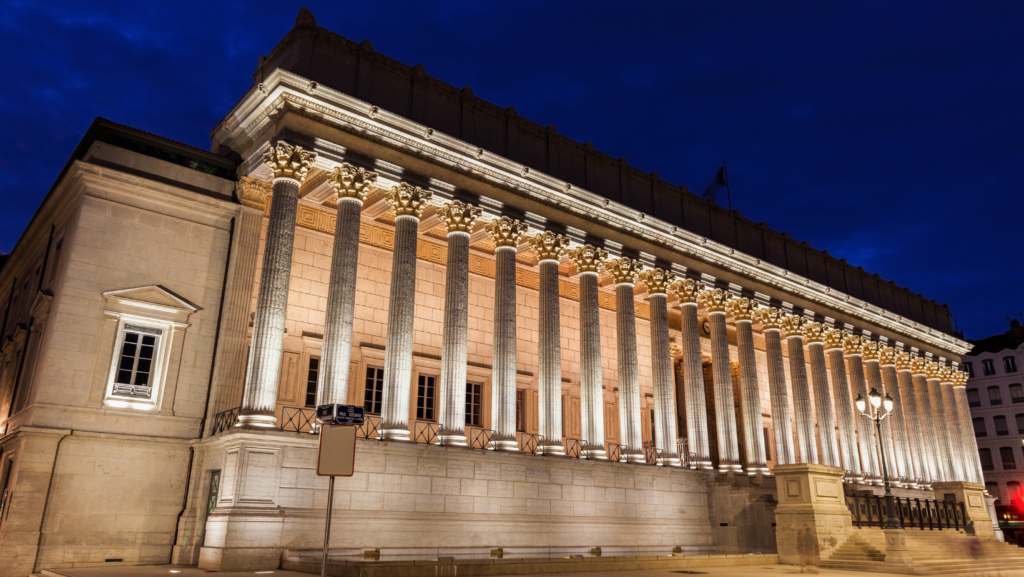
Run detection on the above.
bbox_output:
[1,1,1021,339]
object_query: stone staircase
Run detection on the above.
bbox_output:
[821,528,1024,575]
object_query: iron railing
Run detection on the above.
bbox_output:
[607,443,623,462]
[358,415,382,439]
[413,421,440,445]
[846,494,967,530]
[468,427,493,450]
[565,438,583,459]
[281,406,317,433]
[519,432,539,455]
[643,441,659,465]
[211,407,240,434]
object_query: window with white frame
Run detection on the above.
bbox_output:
[1005,356,1018,374]
[112,323,162,399]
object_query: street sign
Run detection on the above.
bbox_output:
[317,425,356,477]
[316,404,365,425]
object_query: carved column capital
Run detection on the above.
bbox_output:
[925,361,943,380]
[668,278,704,304]
[567,244,608,274]
[669,342,683,358]
[780,314,805,338]
[861,340,880,361]
[263,141,317,182]
[725,297,758,321]
[638,268,675,295]
[823,328,846,351]
[879,346,896,367]
[697,288,731,313]
[951,370,969,388]
[437,200,482,235]
[895,351,913,372]
[842,334,863,356]
[801,321,826,344]
[386,183,433,219]
[528,231,570,262]
[485,216,529,248]
[752,306,783,330]
[939,365,956,384]
[910,356,928,376]
[238,176,272,210]
[605,257,644,285]
[328,163,378,202]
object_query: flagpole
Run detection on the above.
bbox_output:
[723,161,733,211]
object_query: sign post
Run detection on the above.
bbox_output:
[316,405,362,577]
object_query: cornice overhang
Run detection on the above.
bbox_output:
[214,68,971,357]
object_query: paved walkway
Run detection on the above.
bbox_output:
[37,564,1024,577]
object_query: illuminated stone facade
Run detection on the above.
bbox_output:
[0,9,988,576]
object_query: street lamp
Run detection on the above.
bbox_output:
[855,388,902,530]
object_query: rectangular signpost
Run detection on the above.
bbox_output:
[316,404,363,577]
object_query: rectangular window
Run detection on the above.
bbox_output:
[304,357,320,408]
[1016,413,1024,434]
[1005,356,1018,374]
[989,386,1003,405]
[967,388,981,407]
[983,359,996,376]
[980,448,994,470]
[994,415,1009,436]
[763,427,772,461]
[973,417,987,437]
[112,324,162,398]
[515,389,525,432]
[48,238,63,288]
[1000,447,1017,470]
[363,367,384,415]
[1011,384,1024,403]
[465,382,482,426]
[963,362,974,377]
[416,374,436,421]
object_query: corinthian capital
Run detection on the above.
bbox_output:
[952,370,969,387]
[925,361,943,380]
[567,244,607,274]
[386,183,433,219]
[752,307,784,330]
[238,176,272,210]
[842,334,863,356]
[670,342,683,358]
[697,288,731,313]
[638,268,675,295]
[878,346,896,366]
[780,314,805,338]
[895,351,913,371]
[263,141,317,182]
[939,365,956,383]
[605,257,643,285]
[801,322,826,344]
[668,278,704,304]
[328,163,378,202]
[910,356,928,375]
[861,340,880,361]
[725,297,758,321]
[437,200,481,235]
[823,328,846,351]
[485,216,529,248]
[528,231,570,262]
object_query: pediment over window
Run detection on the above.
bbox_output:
[102,285,200,325]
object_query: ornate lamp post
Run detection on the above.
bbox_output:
[856,388,902,530]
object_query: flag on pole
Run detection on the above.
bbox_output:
[701,165,727,202]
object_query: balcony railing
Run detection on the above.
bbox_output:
[519,432,539,455]
[281,406,317,433]
[643,440,658,465]
[565,438,583,459]
[846,494,966,530]
[210,407,240,435]
[468,427,493,450]
[413,421,440,445]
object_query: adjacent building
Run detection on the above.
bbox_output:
[0,8,992,576]
[965,320,1024,544]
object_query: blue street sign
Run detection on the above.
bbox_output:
[316,404,365,425]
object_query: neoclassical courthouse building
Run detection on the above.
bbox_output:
[0,9,1006,576]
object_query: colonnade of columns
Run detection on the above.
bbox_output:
[237,143,983,483]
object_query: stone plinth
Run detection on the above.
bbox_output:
[773,463,851,565]
[932,481,997,540]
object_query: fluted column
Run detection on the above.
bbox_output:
[939,366,968,482]
[318,164,377,407]
[753,307,794,466]
[879,347,913,485]
[568,245,608,458]
[606,257,645,463]
[845,335,880,483]
[670,279,711,469]
[825,330,862,481]
[486,217,529,451]
[530,232,571,455]
[436,201,482,445]
[952,370,984,484]
[862,341,898,484]
[911,356,944,483]
[926,362,956,482]
[239,142,316,428]
[639,268,679,466]
[895,352,929,487]
[699,288,741,473]
[804,322,839,468]
[379,183,432,441]
[728,297,767,475]
[781,315,817,465]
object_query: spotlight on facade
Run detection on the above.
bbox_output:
[855,394,866,413]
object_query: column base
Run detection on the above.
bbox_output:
[491,439,519,452]
[583,449,607,459]
[745,466,770,476]
[660,456,681,467]
[236,413,278,429]
[380,427,412,442]
[624,452,645,464]
[537,442,565,456]
[718,462,743,474]
[696,460,714,471]
[438,434,468,447]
